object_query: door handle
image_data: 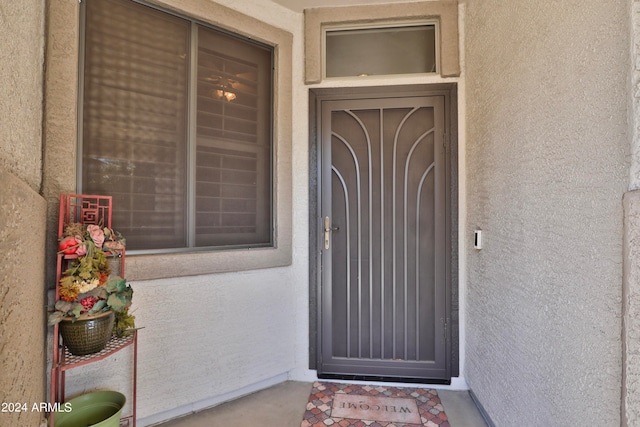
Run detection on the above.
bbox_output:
[324,216,340,250]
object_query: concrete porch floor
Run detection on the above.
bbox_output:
[155,381,488,427]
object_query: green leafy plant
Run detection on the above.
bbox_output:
[49,223,135,336]
[48,276,134,327]
[114,309,136,338]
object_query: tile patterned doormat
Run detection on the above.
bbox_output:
[301,381,450,427]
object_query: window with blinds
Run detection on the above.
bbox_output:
[80,0,273,252]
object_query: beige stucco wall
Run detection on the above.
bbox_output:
[464,0,628,425]
[0,2,47,427]
[630,1,640,190]
[0,173,47,427]
[624,190,640,427]
[624,1,640,425]
[0,2,44,191]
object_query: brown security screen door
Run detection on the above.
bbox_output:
[319,95,450,382]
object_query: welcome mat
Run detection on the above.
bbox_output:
[301,381,450,427]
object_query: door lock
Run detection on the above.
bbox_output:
[324,216,340,250]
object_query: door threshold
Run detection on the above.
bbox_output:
[318,373,451,386]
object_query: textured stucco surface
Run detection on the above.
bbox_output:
[630,0,640,190]
[0,2,46,427]
[0,1,44,191]
[60,268,298,422]
[624,191,640,427]
[0,172,47,427]
[42,0,81,287]
[625,2,640,425]
[464,0,628,425]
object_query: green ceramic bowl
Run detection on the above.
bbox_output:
[59,311,115,356]
[54,390,126,427]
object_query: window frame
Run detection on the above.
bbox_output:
[304,0,460,84]
[44,0,293,281]
[322,20,440,80]
[77,0,276,255]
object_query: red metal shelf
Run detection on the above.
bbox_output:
[58,331,137,371]
[50,194,137,427]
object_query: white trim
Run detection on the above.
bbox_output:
[456,0,467,386]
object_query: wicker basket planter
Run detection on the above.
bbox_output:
[59,311,115,356]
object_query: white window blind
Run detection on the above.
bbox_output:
[81,0,273,251]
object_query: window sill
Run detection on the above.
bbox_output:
[125,244,292,281]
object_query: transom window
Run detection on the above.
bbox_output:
[79,0,273,252]
[324,23,437,78]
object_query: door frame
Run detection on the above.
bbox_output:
[308,84,459,381]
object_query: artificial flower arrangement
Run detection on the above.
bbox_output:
[48,223,135,337]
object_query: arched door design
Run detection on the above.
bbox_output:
[318,95,451,382]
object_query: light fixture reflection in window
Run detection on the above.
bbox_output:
[204,76,237,102]
[214,89,236,102]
